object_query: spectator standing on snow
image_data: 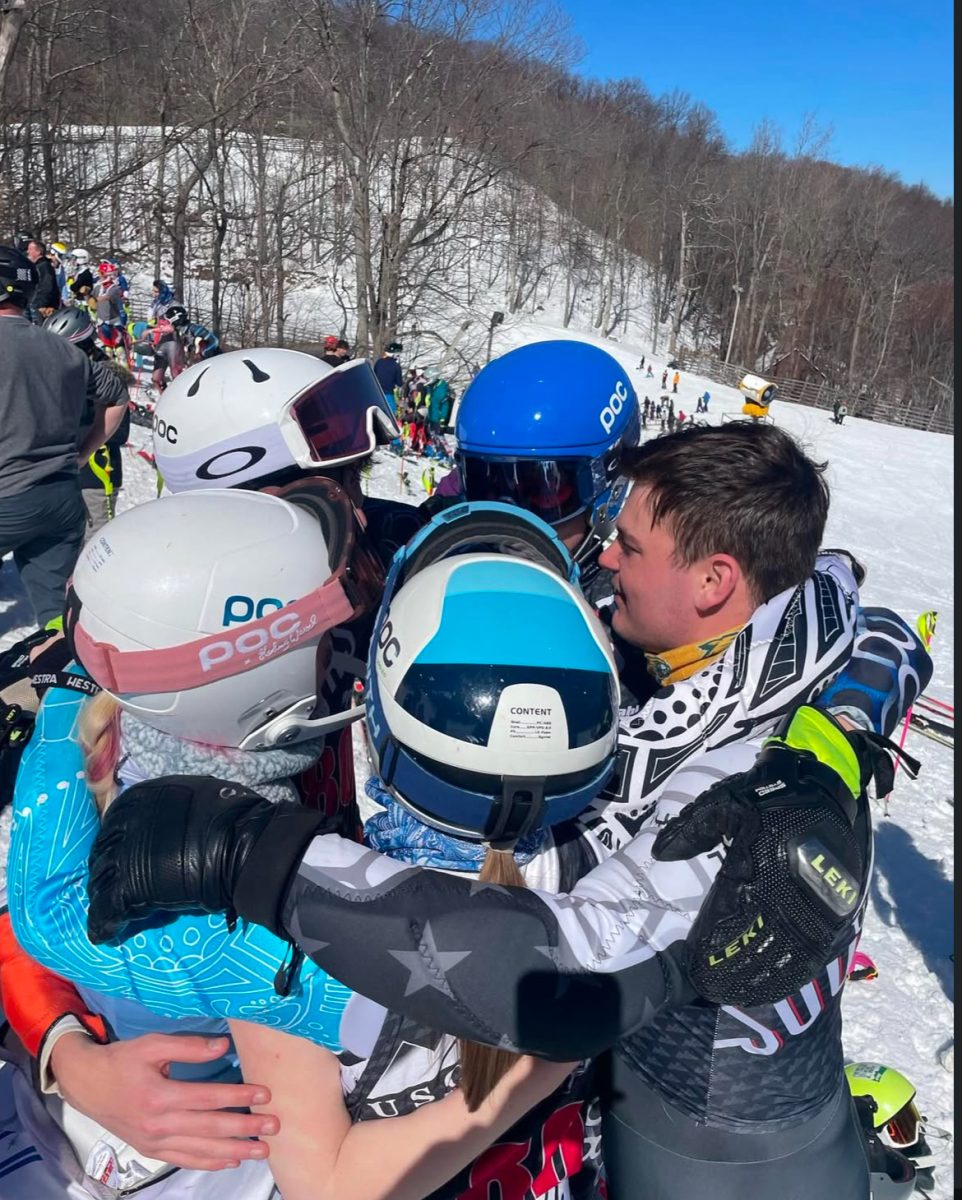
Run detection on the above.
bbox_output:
[48,242,68,304]
[148,317,186,393]
[374,343,403,402]
[646,363,654,378]
[638,354,646,370]
[147,279,175,324]
[91,262,128,358]
[672,369,680,394]
[661,368,668,389]
[319,335,342,366]
[68,249,94,304]
[425,372,452,438]
[25,239,61,322]
[43,307,131,537]
[319,336,352,368]
[0,246,102,628]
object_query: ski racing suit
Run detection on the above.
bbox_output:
[0,497,426,1199]
[6,555,928,1197]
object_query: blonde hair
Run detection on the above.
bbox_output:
[457,846,526,1111]
[78,692,122,815]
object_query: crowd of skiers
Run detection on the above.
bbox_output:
[0,234,949,1200]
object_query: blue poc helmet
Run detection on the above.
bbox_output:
[365,502,620,843]
[454,340,641,557]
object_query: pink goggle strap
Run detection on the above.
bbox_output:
[73,577,357,695]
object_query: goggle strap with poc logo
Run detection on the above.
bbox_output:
[70,580,357,696]
[66,479,385,697]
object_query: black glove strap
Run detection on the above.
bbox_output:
[848,728,920,793]
[232,806,331,937]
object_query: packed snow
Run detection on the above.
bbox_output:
[0,316,953,1195]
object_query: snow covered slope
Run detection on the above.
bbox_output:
[0,321,953,1194]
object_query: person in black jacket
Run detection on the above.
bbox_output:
[373,343,403,406]
[0,247,100,628]
[43,307,131,535]
[25,239,61,322]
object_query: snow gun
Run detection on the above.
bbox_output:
[737,373,777,422]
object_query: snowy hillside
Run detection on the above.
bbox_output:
[0,318,954,1195]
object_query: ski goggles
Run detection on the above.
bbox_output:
[65,478,384,698]
[379,500,579,601]
[880,1100,923,1149]
[457,411,640,528]
[284,358,401,468]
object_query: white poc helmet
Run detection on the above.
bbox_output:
[71,247,90,267]
[152,348,400,493]
[366,544,619,842]
[67,488,376,749]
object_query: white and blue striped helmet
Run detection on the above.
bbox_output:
[365,503,619,842]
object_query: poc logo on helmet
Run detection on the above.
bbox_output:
[600,380,629,434]
[153,415,178,444]
[222,594,290,626]
[200,611,302,673]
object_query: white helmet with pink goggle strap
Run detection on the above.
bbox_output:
[66,482,384,750]
[152,347,400,493]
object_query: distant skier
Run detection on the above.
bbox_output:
[147,279,175,324]
[148,317,186,392]
[672,369,680,394]
[661,368,668,389]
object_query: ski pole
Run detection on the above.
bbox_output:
[884,610,937,815]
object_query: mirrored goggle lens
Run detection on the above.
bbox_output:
[885,1102,921,1148]
[290,360,400,463]
[459,457,585,525]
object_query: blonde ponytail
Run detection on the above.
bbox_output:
[457,846,526,1111]
[78,692,122,815]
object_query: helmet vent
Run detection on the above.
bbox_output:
[187,366,210,397]
[243,358,270,383]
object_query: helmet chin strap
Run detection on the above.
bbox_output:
[239,694,364,750]
[570,505,617,568]
[570,474,628,566]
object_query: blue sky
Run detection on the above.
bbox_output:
[559,0,953,199]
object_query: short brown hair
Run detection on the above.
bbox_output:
[619,422,830,603]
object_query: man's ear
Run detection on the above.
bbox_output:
[695,553,741,613]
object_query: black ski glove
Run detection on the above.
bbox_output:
[0,703,36,813]
[86,775,329,945]
[0,629,52,692]
[653,705,901,1006]
[0,628,95,702]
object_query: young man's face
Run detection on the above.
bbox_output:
[26,242,42,263]
[598,485,704,653]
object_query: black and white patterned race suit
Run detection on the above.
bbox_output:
[272,554,878,1196]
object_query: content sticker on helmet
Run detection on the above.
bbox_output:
[490,686,567,748]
